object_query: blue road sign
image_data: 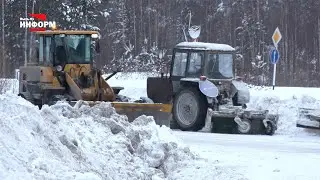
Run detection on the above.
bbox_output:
[270,49,279,64]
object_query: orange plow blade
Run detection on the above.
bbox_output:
[70,101,172,127]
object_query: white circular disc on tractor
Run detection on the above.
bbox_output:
[199,79,219,98]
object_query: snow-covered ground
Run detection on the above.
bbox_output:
[0,75,247,180]
[105,72,320,180]
[175,131,320,180]
[2,72,320,179]
[0,93,247,180]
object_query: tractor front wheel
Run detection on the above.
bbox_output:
[172,88,207,131]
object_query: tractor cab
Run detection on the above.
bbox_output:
[172,42,235,80]
[147,42,240,105]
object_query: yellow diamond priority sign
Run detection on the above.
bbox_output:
[272,27,282,48]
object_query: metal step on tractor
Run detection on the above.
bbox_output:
[147,42,279,135]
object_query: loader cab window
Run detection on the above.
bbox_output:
[39,36,44,63]
[38,35,53,65]
[187,52,203,77]
[172,51,187,76]
[53,34,91,64]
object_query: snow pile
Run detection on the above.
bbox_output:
[247,86,320,136]
[0,93,233,180]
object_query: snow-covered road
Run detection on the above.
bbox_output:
[174,131,320,153]
[174,131,320,180]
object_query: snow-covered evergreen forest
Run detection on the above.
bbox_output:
[0,0,320,87]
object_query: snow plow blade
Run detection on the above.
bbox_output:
[112,102,172,127]
[296,108,320,129]
[70,101,172,127]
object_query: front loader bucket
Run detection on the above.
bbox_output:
[111,102,172,127]
[297,108,320,129]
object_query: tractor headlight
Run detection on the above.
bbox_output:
[56,65,63,72]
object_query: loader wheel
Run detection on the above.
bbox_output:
[237,119,252,134]
[173,87,207,131]
[265,121,276,135]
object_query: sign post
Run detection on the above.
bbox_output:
[270,27,282,90]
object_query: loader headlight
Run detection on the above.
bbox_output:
[56,65,63,72]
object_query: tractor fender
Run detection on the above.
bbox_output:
[179,78,218,104]
[230,79,250,104]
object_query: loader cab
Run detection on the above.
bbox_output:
[35,31,100,69]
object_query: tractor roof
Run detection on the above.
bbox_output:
[35,30,99,35]
[175,42,235,52]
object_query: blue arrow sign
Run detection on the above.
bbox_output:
[270,49,279,64]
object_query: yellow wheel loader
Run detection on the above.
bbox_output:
[18,30,171,126]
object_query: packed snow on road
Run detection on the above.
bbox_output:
[107,72,320,180]
[1,73,320,180]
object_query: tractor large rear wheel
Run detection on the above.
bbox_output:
[172,88,207,131]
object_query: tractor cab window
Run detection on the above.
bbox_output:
[207,53,234,79]
[187,52,203,77]
[218,54,233,78]
[172,52,187,76]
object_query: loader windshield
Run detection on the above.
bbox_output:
[53,34,91,64]
[207,53,233,79]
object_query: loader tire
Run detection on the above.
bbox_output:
[172,87,207,131]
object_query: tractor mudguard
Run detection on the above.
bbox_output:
[230,80,250,105]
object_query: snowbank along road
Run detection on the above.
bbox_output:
[2,73,320,179]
